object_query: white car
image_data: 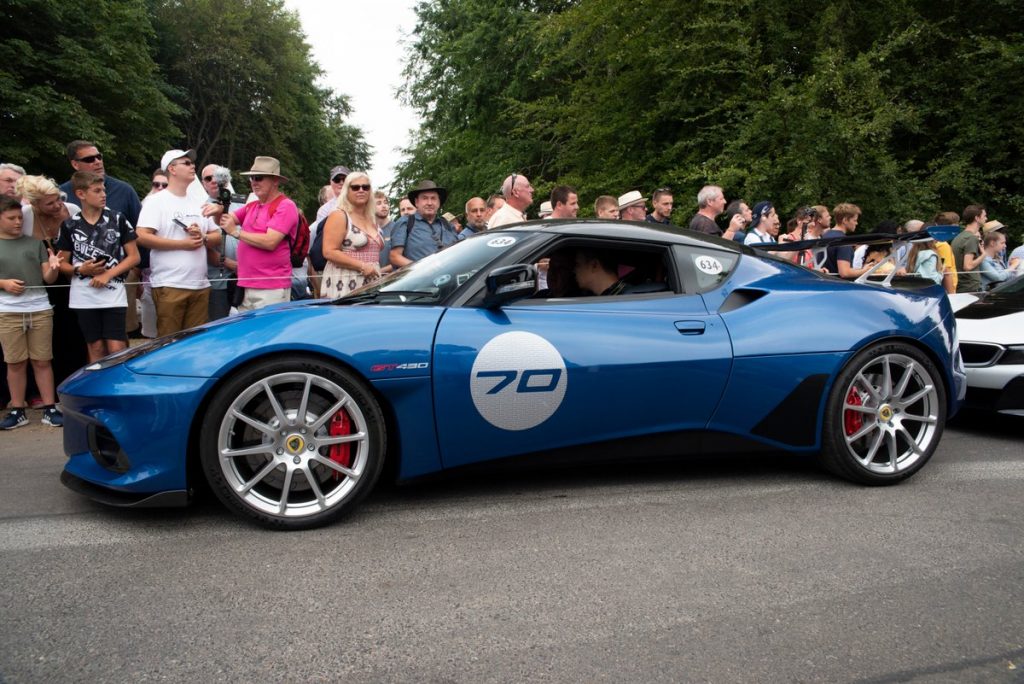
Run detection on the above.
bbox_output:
[951,277,1024,416]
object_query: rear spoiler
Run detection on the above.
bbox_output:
[749,225,959,288]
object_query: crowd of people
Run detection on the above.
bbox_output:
[1,145,1022,429]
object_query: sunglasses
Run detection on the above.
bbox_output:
[509,173,518,193]
[151,181,168,189]
[249,175,266,182]
[76,153,103,163]
[332,175,346,183]
[350,184,371,191]
[172,159,195,167]
[202,175,215,182]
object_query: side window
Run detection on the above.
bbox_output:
[533,241,677,299]
[677,246,739,293]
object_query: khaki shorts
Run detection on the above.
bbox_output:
[238,288,290,312]
[152,287,210,337]
[0,310,54,363]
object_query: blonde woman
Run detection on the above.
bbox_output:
[14,175,87,386]
[320,172,389,298]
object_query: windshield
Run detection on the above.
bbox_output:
[338,231,535,304]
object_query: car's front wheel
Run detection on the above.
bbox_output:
[820,342,946,484]
[200,357,385,529]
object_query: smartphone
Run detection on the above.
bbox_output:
[172,218,188,229]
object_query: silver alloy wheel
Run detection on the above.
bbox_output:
[216,371,370,518]
[840,352,941,474]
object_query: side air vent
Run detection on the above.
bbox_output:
[958,342,1004,367]
[719,288,767,313]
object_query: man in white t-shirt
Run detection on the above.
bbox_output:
[136,149,221,336]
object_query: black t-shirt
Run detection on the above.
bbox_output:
[688,213,720,236]
[55,208,136,281]
[822,229,854,274]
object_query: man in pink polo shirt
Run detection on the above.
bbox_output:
[219,156,297,311]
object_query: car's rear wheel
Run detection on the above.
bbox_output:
[820,342,946,484]
[200,357,385,529]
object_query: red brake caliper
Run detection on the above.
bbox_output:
[327,409,353,480]
[844,388,864,436]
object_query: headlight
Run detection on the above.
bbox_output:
[86,329,206,371]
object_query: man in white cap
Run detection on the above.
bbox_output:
[219,156,300,311]
[618,190,648,222]
[136,149,221,336]
[489,173,534,228]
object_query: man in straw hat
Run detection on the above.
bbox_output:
[618,190,648,222]
[136,149,222,336]
[390,180,460,267]
[219,156,300,311]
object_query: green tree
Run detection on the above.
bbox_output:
[149,0,371,212]
[397,0,1024,233]
[394,0,573,209]
[0,0,181,191]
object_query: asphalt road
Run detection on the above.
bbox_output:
[1,410,1021,683]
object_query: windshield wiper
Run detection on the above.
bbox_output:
[337,289,439,305]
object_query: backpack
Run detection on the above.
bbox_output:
[244,194,309,268]
[309,215,329,272]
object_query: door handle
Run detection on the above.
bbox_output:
[674,320,706,335]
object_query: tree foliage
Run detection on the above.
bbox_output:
[0,0,370,212]
[148,0,371,212]
[397,0,1024,236]
[0,0,181,189]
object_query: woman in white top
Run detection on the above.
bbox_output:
[320,172,390,299]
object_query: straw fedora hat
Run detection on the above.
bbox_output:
[241,156,288,182]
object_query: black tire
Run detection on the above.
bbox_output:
[200,356,386,529]
[820,341,946,485]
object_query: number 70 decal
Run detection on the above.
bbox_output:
[475,368,563,394]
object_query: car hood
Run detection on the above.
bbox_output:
[955,309,1024,345]
[123,300,446,379]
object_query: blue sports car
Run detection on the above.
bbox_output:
[60,221,967,529]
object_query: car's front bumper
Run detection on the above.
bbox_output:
[59,364,216,503]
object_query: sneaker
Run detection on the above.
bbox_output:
[0,408,28,430]
[41,406,63,428]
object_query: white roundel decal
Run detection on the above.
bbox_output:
[470,331,568,431]
[486,236,517,248]
[694,254,723,275]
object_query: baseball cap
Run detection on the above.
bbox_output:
[160,148,196,171]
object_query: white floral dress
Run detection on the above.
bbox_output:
[320,214,383,298]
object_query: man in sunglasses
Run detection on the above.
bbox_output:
[315,165,351,222]
[136,149,221,335]
[58,141,142,229]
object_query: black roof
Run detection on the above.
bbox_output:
[492,218,746,252]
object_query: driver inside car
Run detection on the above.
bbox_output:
[573,247,629,296]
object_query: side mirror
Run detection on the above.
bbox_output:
[483,264,538,308]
